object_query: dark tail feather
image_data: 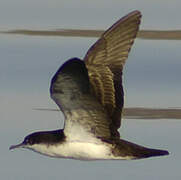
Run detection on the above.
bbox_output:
[113,139,169,159]
[140,147,169,159]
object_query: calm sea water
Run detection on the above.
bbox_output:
[1,32,181,180]
[1,1,181,179]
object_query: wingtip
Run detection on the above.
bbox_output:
[124,10,142,18]
[132,10,142,15]
[114,139,169,160]
[154,149,169,156]
[137,147,169,159]
[130,10,142,16]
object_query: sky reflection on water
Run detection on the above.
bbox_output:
[1,1,181,179]
[1,32,181,180]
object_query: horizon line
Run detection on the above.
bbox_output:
[33,107,181,119]
[1,29,181,40]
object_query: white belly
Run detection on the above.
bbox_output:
[29,141,112,160]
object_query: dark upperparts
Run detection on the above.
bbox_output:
[24,129,65,146]
[59,58,87,76]
[50,58,90,95]
[108,138,169,159]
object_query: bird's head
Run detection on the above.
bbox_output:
[9,132,42,150]
[9,130,65,151]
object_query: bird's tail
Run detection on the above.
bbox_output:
[112,138,169,160]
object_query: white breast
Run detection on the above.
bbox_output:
[28,141,111,160]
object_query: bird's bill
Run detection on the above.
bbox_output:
[9,142,25,150]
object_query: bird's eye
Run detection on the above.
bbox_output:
[29,139,33,145]
[24,139,29,144]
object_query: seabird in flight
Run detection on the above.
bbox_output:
[10,11,169,160]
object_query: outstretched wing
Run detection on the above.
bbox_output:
[50,59,111,141]
[84,11,141,138]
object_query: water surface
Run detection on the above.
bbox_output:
[1,1,181,179]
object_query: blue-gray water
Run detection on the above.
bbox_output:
[1,1,181,179]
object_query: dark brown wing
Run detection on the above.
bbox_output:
[84,11,141,138]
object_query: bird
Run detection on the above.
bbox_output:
[10,10,169,160]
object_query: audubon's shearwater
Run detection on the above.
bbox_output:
[10,11,169,160]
